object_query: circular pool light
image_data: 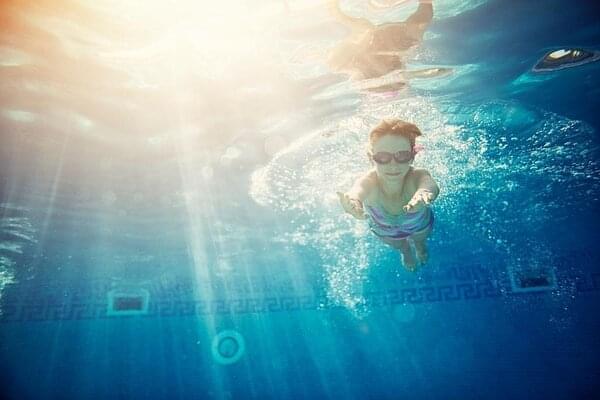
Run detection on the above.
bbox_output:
[211,330,246,365]
[533,48,600,72]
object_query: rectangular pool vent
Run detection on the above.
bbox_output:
[107,287,150,316]
[509,265,557,293]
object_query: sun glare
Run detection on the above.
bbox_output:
[87,0,282,60]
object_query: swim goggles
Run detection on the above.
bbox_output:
[370,150,415,164]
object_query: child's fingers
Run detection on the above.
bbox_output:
[417,190,434,202]
[423,194,434,205]
[352,205,366,219]
[337,191,351,200]
[337,192,350,208]
[337,192,368,218]
[404,195,425,212]
[348,198,362,207]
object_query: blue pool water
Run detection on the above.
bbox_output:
[1,1,600,399]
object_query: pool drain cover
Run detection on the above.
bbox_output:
[107,287,150,316]
[509,266,557,293]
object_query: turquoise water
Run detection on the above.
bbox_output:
[1,0,600,399]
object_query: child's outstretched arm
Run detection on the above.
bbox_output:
[403,169,440,212]
[337,169,377,220]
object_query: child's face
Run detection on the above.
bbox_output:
[370,134,413,182]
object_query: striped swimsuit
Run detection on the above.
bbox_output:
[365,203,434,240]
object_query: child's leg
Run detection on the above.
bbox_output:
[380,236,417,271]
[410,225,433,264]
[395,239,418,271]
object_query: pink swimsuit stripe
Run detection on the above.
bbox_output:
[366,205,434,239]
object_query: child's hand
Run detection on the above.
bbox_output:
[403,189,435,212]
[337,192,367,220]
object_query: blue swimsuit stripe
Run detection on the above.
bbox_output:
[366,205,434,239]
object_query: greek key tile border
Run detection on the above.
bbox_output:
[1,269,598,323]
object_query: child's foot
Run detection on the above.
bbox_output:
[414,241,429,264]
[399,249,418,272]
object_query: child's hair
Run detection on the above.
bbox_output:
[369,119,422,149]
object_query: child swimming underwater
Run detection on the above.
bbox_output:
[337,119,440,271]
